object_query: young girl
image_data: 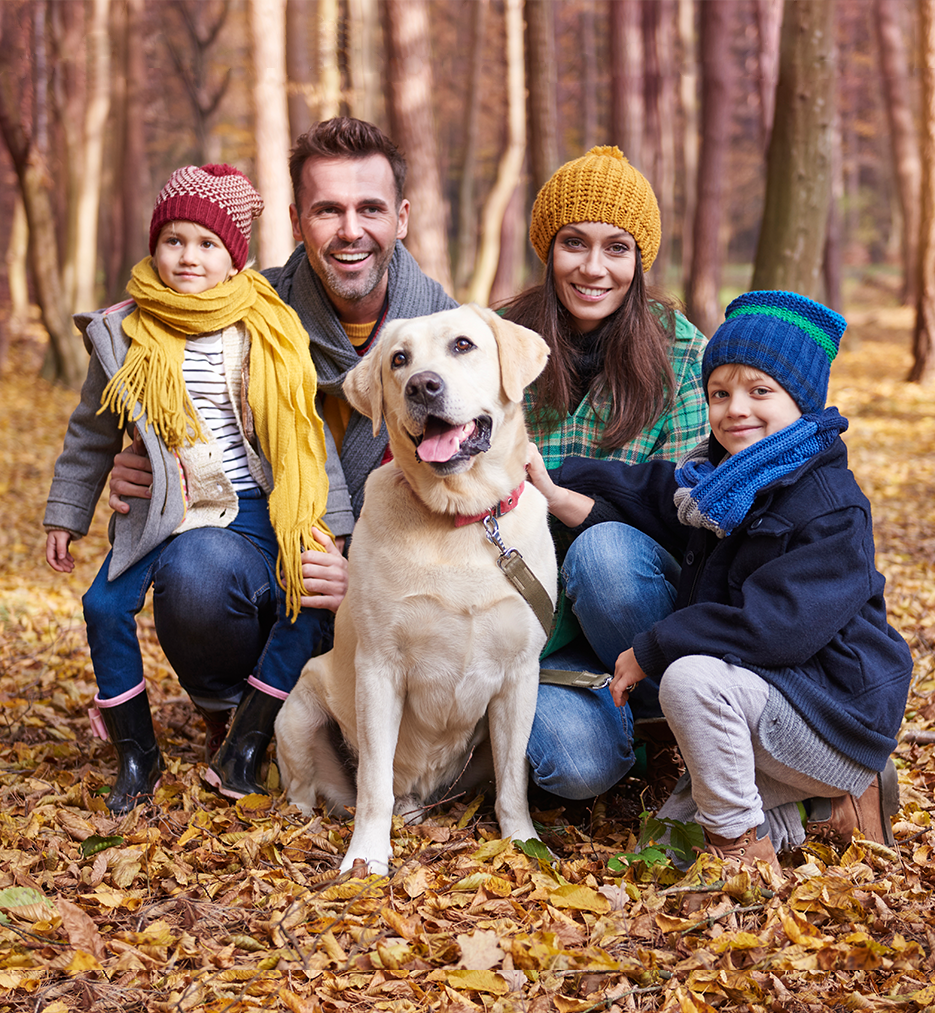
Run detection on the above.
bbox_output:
[528,291,911,871]
[44,164,332,812]
[499,146,707,799]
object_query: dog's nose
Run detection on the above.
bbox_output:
[405,371,445,405]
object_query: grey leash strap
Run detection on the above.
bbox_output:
[483,514,554,637]
[482,515,611,691]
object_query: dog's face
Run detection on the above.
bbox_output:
[344,304,549,485]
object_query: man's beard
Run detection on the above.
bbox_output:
[312,240,395,305]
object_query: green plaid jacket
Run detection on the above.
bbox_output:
[526,310,708,470]
[526,309,708,657]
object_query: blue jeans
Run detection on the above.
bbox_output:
[83,490,333,707]
[527,522,679,799]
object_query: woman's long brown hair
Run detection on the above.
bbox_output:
[498,242,678,451]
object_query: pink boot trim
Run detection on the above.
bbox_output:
[246,675,289,701]
[89,681,147,740]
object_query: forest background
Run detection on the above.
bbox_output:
[2,0,935,385]
[2,1,935,1010]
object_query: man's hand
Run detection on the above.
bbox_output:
[610,648,648,708]
[300,528,349,612]
[109,432,153,513]
[46,530,75,573]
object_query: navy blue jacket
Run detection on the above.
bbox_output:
[555,437,912,771]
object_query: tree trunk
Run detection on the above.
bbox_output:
[489,181,525,307]
[581,0,597,150]
[678,0,698,287]
[751,0,836,297]
[73,0,110,313]
[466,0,525,305]
[0,89,84,386]
[755,0,784,151]
[525,0,559,193]
[823,106,843,313]
[454,0,489,296]
[686,0,735,340]
[610,0,643,165]
[656,0,677,285]
[642,0,661,188]
[318,0,341,120]
[0,0,84,388]
[909,0,935,382]
[119,0,150,295]
[347,0,381,124]
[50,0,86,313]
[876,0,922,306]
[384,0,453,292]
[6,194,30,334]
[163,1,231,166]
[286,0,314,138]
[251,0,296,268]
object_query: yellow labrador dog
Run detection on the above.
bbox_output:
[275,304,557,874]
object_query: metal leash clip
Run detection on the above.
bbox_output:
[483,513,518,567]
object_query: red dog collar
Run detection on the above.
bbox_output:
[455,481,525,527]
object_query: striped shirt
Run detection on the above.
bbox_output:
[183,333,259,491]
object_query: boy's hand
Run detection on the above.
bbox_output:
[46,530,75,573]
[610,648,648,708]
[300,528,349,612]
[109,431,153,514]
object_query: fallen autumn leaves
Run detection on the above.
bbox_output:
[1,299,934,1012]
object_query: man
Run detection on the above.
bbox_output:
[108,118,456,797]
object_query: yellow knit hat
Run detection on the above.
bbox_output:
[529,145,661,271]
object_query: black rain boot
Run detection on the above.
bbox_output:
[205,685,284,799]
[93,688,166,814]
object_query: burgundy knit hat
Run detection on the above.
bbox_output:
[149,164,264,271]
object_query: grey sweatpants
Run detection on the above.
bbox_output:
[656,655,874,852]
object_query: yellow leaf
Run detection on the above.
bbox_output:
[445,969,510,994]
[65,949,103,972]
[548,884,611,913]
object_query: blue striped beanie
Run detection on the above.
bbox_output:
[702,291,847,415]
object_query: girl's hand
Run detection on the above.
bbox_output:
[300,527,349,612]
[46,530,75,573]
[610,648,648,708]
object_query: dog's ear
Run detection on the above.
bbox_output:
[465,304,550,403]
[343,330,388,435]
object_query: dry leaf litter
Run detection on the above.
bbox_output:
[0,297,934,1012]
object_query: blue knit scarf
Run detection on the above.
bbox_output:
[673,407,849,537]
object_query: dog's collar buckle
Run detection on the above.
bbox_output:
[454,481,525,528]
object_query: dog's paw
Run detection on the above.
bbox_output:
[339,851,390,877]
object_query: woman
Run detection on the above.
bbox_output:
[499,145,707,800]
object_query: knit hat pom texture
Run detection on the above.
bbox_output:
[529,145,662,271]
[149,163,264,271]
[702,290,847,415]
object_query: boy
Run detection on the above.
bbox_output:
[44,164,333,812]
[527,290,912,872]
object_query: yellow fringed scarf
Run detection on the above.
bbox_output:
[100,257,330,621]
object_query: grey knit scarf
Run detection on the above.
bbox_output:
[267,241,455,517]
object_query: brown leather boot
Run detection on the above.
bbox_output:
[704,824,782,876]
[806,758,899,849]
[196,706,232,762]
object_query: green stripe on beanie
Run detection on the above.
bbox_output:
[727,304,840,364]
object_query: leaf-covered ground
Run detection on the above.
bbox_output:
[1,297,934,1012]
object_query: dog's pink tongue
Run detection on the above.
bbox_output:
[418,420,476,462]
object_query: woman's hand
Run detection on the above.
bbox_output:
[300,528,349,612]
[109,432,153,514]
[525,441,594,527]
[610,648,648,708]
